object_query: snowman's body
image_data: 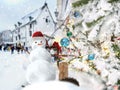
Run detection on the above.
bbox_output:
[29,47,52,63]
[25,31,56,84]
[26,60,56,84]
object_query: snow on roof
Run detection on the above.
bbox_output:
[19,3,49,27]
[21,8,41,25]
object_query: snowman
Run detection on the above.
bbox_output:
[29,31,52,63]
[25,31,56,84]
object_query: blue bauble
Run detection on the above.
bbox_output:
[60,38,70,47]
[74,11,80,18]
[88,54,95,60]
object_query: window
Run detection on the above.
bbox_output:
[24,42,25,46]
[16,36,17,40]
[30,23,32,29]
[18,29,20,33]
[46,18,49,23]
[18,34,21,40]
[29,31,32,36]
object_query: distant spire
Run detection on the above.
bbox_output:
[41,1,47,10]
[44,0,47,5]
[44,2,47,6]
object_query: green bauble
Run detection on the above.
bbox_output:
[67,31,72,37]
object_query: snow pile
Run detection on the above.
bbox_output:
[22,81,87,90]
[25,59,56,84]
[0,51,29,90]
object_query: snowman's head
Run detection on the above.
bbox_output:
[31,31,46,49]
[32,37,46,49]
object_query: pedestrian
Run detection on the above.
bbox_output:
[11,45,14,54]
[0,44,2,51]
[17,43,21,54]
[26,47,28,51]
[21,45,24,53]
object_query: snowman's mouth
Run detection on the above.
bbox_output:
[38,43,42,45]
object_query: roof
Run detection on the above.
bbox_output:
[14,2,55,30]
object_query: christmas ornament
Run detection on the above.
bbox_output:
[73,11,80,18]
[102,47,109,53]
[66,19,74,28]
[67,31,73,37]
[88,54,95,60]
[60,38,70,47]
[102,45,110,59]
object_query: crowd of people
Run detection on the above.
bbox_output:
[0,43,29,54]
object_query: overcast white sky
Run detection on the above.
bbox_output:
[0,0,56,32]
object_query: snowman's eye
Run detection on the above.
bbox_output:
[40,41,42,43]
[35,42,37,43]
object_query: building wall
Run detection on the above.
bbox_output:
[0,33,2,44]
[19,26,26,46]
[12,30,17,45]
[25,21,37,47]
[12,3,55,48]
[1,30,13,43]
[34,6,55,36]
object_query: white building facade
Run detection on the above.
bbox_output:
[12,3,56,47]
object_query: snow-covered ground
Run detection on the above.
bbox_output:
[1,50,119,90]
[0,51,105,90]
[0,51,29,90]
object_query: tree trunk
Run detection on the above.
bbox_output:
[58,62,68,80]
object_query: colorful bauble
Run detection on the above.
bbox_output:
[73,11,80,18]
[67,31,72,37]
[88,54,95,60]
[60,38,70,47]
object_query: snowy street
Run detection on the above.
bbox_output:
[0,51,29,90]
[0,50,119,90]
[0,51,105,90]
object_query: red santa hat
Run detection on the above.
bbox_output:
[32,31,44,38]
[32,31,45,45]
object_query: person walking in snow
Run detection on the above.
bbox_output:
[0,44,2,51]
[11,45,14,54]
[16,43,21,54]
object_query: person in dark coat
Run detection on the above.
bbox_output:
[0,45,2,51]
[17,43,21,54]
[11,45,14,54]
